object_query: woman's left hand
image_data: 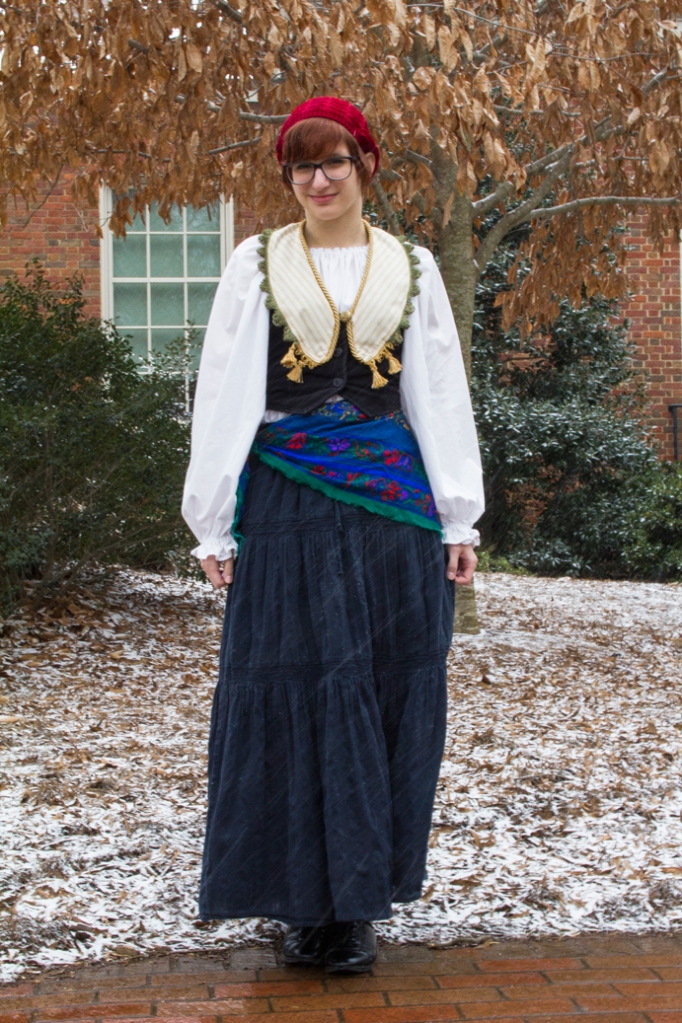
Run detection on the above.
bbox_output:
[446,544,478,584]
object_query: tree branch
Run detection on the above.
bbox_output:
[20,164,64,229]
[531,194,682,218]
[500,65,671,187]
[239,111,288,123]
[519,113,635,213]
[522,113,612,179]
[411,191,426,215]
[474,150,572,274]
[404,149,433,169]
[472,181,514,216]
[207,137,261,155]
[372,178,402,236]
[643,67,669,96]
[208,0,243,24]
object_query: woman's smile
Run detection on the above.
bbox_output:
[309,192,338,205]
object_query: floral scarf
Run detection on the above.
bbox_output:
[235,398,440,541]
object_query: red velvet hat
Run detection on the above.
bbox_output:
[275,97,380,178]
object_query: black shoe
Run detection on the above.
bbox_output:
[282,925,329,966]
[324,920,377,973]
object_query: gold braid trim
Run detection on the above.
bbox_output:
[346,325,402,390]
[258,224,340,384]
[291,221,373,383]
[260,222,419,387]
[344,229,419,388]
[281,342,318,383]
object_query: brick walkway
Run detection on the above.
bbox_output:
[3,933,682,1022]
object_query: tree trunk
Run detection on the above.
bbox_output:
[454,582,480,635]
[435,192,476,380]
[433,191,481,635]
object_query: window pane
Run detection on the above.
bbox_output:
[149,201,183,232]
[189,328,205,371]
[187,234,220,277]
[113,283,147,326]
[150,234,183,277]
[187,283,217,325]
[150,283,184,326]
[151,328,184,355]
[187,204,219,232]
[121,328,149,363]
[113,234,146,277]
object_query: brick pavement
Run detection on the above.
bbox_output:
[3,933,682,1022]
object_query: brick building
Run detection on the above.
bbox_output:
[1,171,680,459]
[620,216,682,459]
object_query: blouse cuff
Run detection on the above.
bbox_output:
[441,522,481,547]
[191,535,238,562]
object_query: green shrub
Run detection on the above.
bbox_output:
[0,263,194,613]
[624,462,682,581]
[471,242,678,579]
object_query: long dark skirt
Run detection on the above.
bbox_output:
[199,459,455,926]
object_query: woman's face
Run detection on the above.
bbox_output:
[290,141,374,224]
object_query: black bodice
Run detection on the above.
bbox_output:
[265,314,402,418]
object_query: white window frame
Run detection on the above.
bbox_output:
[99,184,234,357]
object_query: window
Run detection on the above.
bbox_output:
[100,186,233,372]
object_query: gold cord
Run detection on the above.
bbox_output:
[280,220,401,387]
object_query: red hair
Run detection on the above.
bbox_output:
[280,118,374,192]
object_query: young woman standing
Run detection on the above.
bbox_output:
[182,98,484,972]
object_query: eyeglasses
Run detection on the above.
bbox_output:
[284,156,359,185]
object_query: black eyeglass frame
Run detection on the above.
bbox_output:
[283,155,361,185]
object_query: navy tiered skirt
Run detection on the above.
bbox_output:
[199,459,454,925]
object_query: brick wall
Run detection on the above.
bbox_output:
[233,204,258,246]
[622,217,682,460]
[0,168,101,316]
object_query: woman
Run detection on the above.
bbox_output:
[182,97,484,973]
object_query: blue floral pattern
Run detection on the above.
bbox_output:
[235,399,441,541]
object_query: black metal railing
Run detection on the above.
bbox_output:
[670,404,682,462]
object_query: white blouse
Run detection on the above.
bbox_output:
[182,235,485,561]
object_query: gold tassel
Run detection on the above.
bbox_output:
[281,343,298,369]
[386,353,402,374]
[286,364,304,383]
[369,360,389,389]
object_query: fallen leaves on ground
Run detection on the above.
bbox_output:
[0,569,681,980]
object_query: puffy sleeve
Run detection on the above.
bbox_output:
[400,246,485,546]
[181,235,270,561]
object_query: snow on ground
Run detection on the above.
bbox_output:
[0,568,681,981]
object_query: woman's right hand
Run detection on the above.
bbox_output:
[201,554,234,589]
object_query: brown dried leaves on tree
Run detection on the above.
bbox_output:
[1,0,682,364]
